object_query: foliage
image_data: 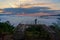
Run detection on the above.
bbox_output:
[50,23,60,40]
[50,23,60,32]
[25,25,50,40]
[0,21,14,34]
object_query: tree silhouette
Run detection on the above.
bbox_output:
[0,21,14,34]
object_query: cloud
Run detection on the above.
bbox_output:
[3,7,50,14]
[0,0,60,10]
[20,3,60,10]
[0,5,10,8]
[16,12,52,16]
[34,0,52,3]
[35,0,60,3]
[18,0,33,4]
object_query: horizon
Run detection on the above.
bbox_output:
[0,7,60,16]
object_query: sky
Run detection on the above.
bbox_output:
[0,0,60,25]
[0,0,60,10]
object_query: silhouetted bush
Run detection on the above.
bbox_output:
[0,21,14,34]
[25,25,50,40]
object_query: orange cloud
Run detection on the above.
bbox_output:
[19,3,60,10]
[0,5,10,8]
[19,3,53,8]
[19,0,33,4]
[0,0,60,10]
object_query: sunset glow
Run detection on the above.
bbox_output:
[16,12,54,16]
[0,0,60,10]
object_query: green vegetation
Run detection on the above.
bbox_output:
[50,23,60,33]
[0,21,14,34]
[25,25,50,40]
[0,21,60,40]
[24,24,60,40]
[50,23,60,39]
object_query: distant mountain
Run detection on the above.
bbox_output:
[3,7,60,15]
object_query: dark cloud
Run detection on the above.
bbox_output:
[3,7,60,15]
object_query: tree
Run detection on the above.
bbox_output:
[0,21,14,34]
[25,25,50,40]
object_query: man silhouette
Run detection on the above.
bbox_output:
[35,18,37,24]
